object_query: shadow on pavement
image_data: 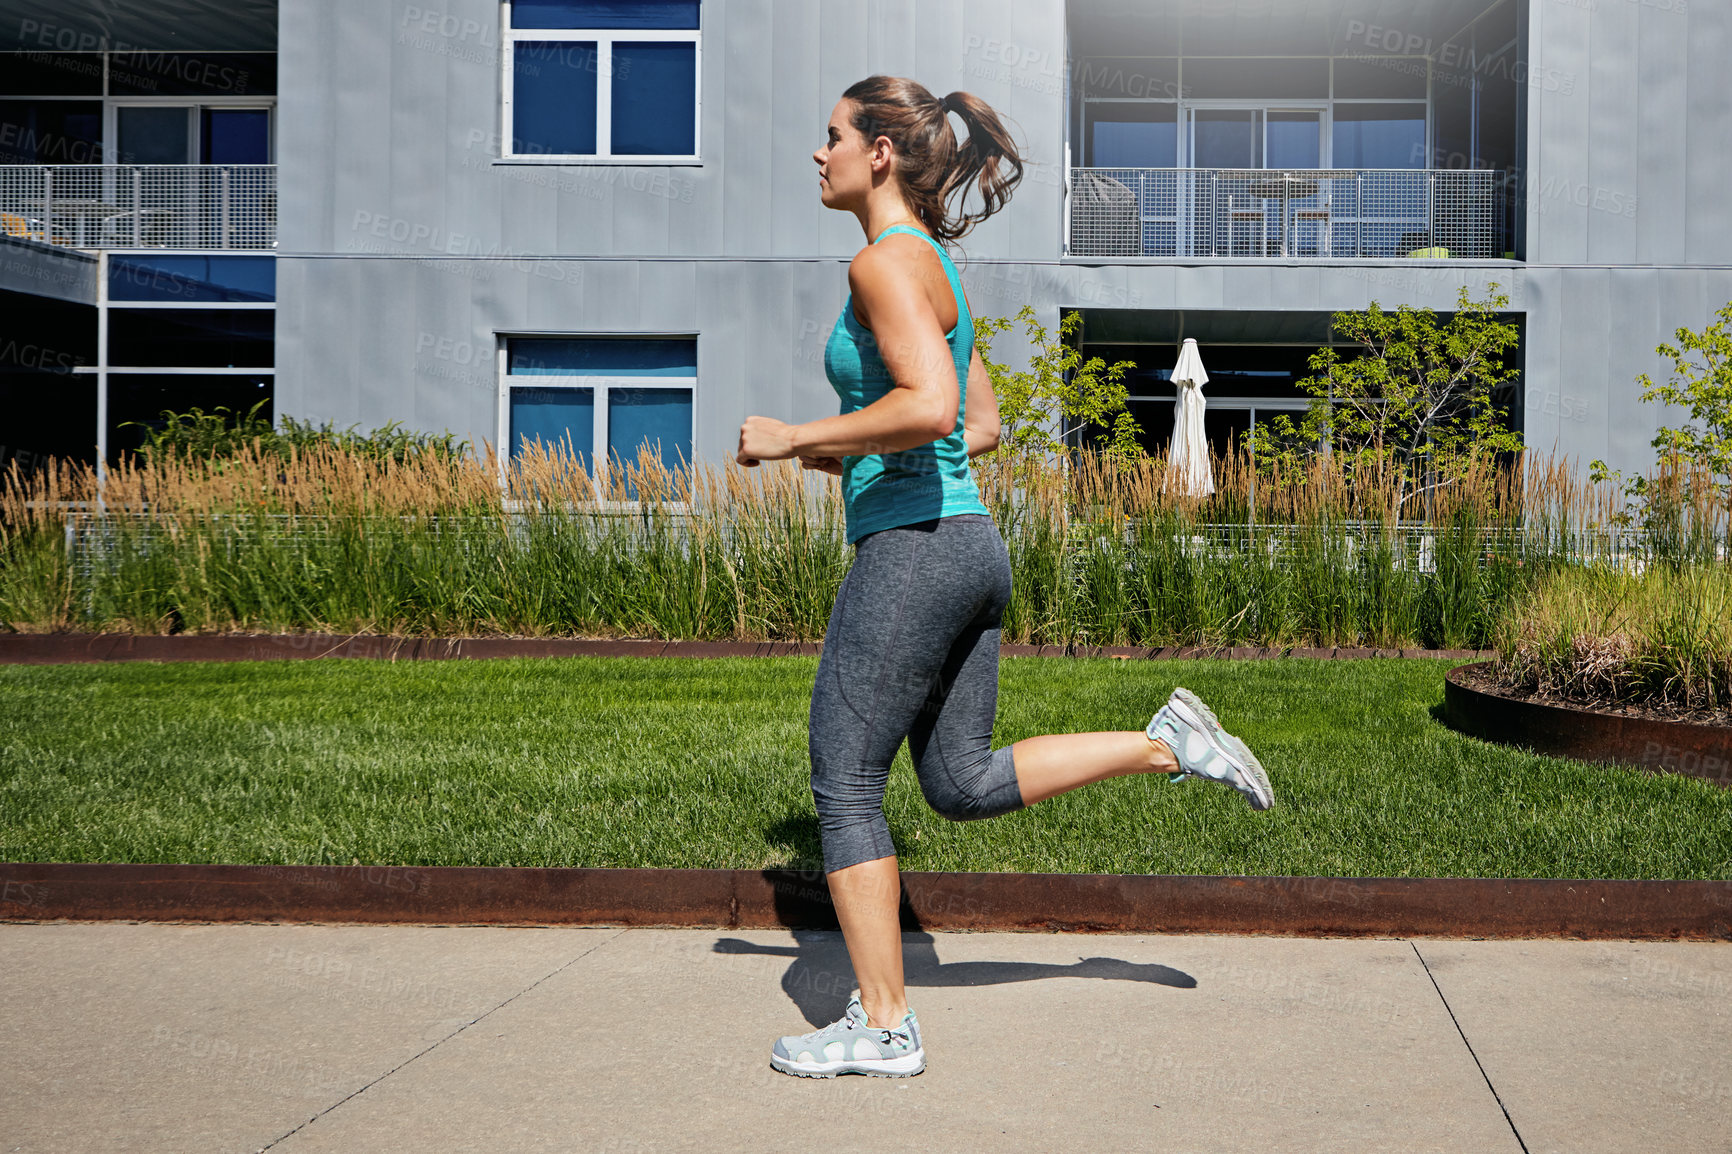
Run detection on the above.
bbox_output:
[715,931,1197,1027]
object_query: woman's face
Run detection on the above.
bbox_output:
[813,99,876,209]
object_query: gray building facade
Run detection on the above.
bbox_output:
[4,0,1731,477]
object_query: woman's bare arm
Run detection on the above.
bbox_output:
[738,239,961,465]
[787,242,958,458]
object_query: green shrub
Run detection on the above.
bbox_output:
[124,401,468,465]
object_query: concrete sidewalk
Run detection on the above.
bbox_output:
[1,925,1727,1153]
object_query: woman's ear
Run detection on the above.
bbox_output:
[870,134,896,174]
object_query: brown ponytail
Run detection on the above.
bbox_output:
[840,75,1024,243]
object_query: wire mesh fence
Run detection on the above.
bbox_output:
[0,165,276,250]
[1068,168,1506,259]
[1065,519,1658,574]
[65,510,1655,586]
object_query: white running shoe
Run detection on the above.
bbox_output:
[770,996,925,1078]
[1147,687,1275,811]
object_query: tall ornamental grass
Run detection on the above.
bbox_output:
[1496,564,1732,715]
[0,440,1678,649]
[977,449,1626,650]
[1494,469,1732,714]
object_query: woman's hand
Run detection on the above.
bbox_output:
[736,416,800,467]
[798,455,844,476]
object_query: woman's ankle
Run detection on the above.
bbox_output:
[1144,731,1178,774]
[860,995,909,1028]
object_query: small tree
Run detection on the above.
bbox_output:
[1589,301,1732,543]
[1250,286,1523,512]
[974,306,1145,469]
[1633,301,1732,486]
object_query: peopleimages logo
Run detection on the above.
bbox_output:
[1341,20,1576,94]
[1531,175,1640,219]
[0,338,82,374]
[110,50,253,94]
[13,23,253,92]
[0,122,100,163]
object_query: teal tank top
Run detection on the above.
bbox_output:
[824,224,990,545]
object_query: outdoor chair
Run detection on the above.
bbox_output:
[1226,196,1267,257]
[1069,170,1139,256]
[1292,205,1331,257]
[0,211,69,245]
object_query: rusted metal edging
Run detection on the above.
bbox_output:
[0,633,1489,666]
[1445,663,1732,787]
[2,864,1727,940]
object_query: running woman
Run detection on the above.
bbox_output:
[735,76,1273,1080]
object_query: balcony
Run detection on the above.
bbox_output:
[1068,168,1507,260]
[0,165,276,251]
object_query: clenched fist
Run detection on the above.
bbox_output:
[737,415,799,466]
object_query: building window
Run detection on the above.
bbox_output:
[0,50,276,165]
[1331,103,1427,170]
[100,253,276,462]
[503,0,701,161]
[504,337,696,486]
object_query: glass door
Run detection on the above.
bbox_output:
[1183,106,1328,256]
[1266,109,1326,256]
[1081,102,1179,255]
[1186,108,1262,255]
[201,109,273,247]
[109,103,273,247]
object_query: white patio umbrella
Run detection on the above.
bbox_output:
[1167,337,1216,497]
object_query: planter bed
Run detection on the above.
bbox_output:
[1445,662,1732,788]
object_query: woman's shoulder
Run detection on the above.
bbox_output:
[847,233,947,297]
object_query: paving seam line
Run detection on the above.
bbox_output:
[1409,940,1530,1154]
[256,926,629,1152]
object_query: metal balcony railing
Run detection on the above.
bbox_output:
[0,165,276,250]
[1068,168,1507,260]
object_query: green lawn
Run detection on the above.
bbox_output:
[1,656,1728,879]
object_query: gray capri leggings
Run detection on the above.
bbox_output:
[808,512,1025,874]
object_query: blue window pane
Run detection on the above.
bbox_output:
[512,0,699,30]
[1085,103,1176,168]
[507,337,695,377]
[512,41,598,155]
[1266,112,1320,169]
[511,386,594,471]
[108,255,276,303]
[202,108,271,164]
[612,42,696,155]
[1332,104,1426,169]
[1092,121,1175,168]
[608,387,692,479]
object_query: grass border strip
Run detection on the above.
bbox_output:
[2,864,1727,940]
[0,633,1492,666]
[1445,663,1732,788]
